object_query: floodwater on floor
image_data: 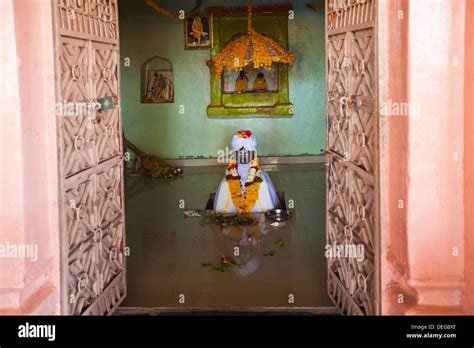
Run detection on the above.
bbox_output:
[121,163,334,309]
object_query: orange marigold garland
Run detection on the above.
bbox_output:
[226,158,263,213]
[212,29,294,78]
[144,0,202,19]
[210,0,295,77]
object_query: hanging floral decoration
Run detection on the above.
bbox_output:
[144,0,202,18]
[210,0,295,77]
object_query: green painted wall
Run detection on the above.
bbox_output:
[118,0,325,159]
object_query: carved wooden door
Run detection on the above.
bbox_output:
[325,0,379,315]
[53,0,126,315]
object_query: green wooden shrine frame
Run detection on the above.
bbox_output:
[207,10,293,117]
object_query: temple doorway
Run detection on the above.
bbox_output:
[116,0,337,313]
[6,0,474,317]
[47,0,378,316]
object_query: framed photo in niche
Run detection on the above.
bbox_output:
[143,69,174,103]
[184,14,213,49]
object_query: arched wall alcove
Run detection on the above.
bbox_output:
[141,56,174,103]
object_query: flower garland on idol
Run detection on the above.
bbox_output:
[225,130,264,214]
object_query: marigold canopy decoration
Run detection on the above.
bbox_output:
[210,0,295,77]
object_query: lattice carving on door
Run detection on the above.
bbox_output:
[98,219,125,289]
[95,108,121,162]
[54,0,126,315]
[57,0,118,43]
[60,37,90,103]
[96,160,123,228]
[66,172,99,315]
[91,42,118,98]
[92,41,121,163]
[326,0,378,316]
[62,115,96,178]
[327,0,375,33]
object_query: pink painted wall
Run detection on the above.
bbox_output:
[0,0,25,308]
[464,0,474,314]
[380,0,471,314]
[406,0,465,310]
[0,0,61,314]
[384,0,409,273]
[378,0,414,315]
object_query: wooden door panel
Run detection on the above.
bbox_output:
[57,0,118,42]
[91,41,119,98]
[59,37,91,103]
[328,161,375,252]
[81,268,126,315]
[349,169,375,253]
[346,29,376,174]
[327,32,351,158]
[95,108,121,163]
[54,0,126,315]
[59,37,97,177]
[350,106,376,174]
[98,219,125,290]
[65,173,97,250]
[62,115,96,177]
[65,171,100,315]
[328,160,351,226]
[68,235,100,315]
[96,159,124,228]
[90,41,122,163]
[326,0,379,316]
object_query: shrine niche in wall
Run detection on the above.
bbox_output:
[222,63,279,94]
[206,5,294,117]
[141,56,174,103]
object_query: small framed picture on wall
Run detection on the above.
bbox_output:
[143,69,174,103]
[184,14,213,49]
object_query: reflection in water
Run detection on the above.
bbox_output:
[202,213,282,277]
[234,257,259,277]
[122,164,332,308]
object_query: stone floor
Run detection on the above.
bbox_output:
[120,163,334,309]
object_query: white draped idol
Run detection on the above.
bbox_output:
[214,130,281,214]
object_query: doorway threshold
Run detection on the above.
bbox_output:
[114,306,340,316]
